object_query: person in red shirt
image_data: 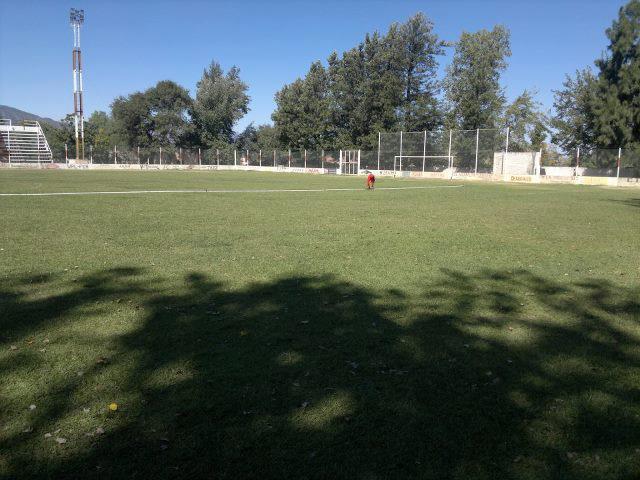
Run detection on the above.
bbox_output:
[366,172,376,189]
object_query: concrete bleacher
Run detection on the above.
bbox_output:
[0,119,53,163]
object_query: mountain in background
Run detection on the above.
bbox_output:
[0,105,61,128]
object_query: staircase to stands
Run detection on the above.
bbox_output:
[0,119,53,163]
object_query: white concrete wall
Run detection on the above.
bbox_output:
[2,161,638,188]
[493,152,540,175]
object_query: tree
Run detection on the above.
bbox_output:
[502,90,548,151]
[111,92,153,148]
[397,13,446,131]
[84,111,118,158]
[326,47,367,147]
[444,25,511,129]
[551,69,598,152]
[255,124,278,150]
[41,115,76,158]
[193,62,250,147]
[271,13,445,150]
[272,62,333,149]
[551,1,640,155]
[111,81,193,149]
[272,78,306,148]
[145,80,193,147]
[234,123,258,151]
[591,0,640,150]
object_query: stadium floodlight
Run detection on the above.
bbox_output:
[70,8,85,161]
[70,8,84,26]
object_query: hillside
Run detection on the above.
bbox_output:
[0,105,61,127]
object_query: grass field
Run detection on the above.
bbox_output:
[1,170,639,479]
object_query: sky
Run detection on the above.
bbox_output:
[0,0,627,131]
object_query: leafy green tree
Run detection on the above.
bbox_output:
[255,124,278,150]
[193,62,250,147]
[327,47,367,147]
[146,80,193,147]
[235,123,258,151]
[444,25,511,129]
[272,78,306,148]
[502,90,548,151]
[551,69,598,152]
[272,62,333,149]
[111,81,193,149]
[84,111,117,158]
[111,91,153,148]
[272,13,445,150]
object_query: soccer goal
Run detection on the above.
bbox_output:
[394,155,452,173]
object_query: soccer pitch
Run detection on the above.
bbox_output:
[1,170,639,479]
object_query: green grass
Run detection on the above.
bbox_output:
[1,170,639,479]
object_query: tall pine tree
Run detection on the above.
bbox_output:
[444,26,511,130]
[591,0,640,150]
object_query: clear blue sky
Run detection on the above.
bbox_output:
[0,0,626,131]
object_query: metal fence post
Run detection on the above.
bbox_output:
[304,149,307,169]
[399,131,403,174]
[114,145,117,164]
[65,143,68,164]
[447,130,453,169]
[216,149,219,167]
[234,149,237,166]
[505,127,510,155]
[198,148,201,166]
[259,149,262,167]
[288,149,291,168]
[273,149,276,167]
[576,146,580,176]
[159,146,162,166]
[538,148,542,176]
[90,144,93,164]
[617,147,621,183]
[475,128,479,174]
[422,130,427,173]
[448,130,453,179]
[377,132,381,171]
[502,127,509,175]
[7,125,11,165]
[321,149,325,170]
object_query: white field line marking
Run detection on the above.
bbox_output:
[0,185,463,197]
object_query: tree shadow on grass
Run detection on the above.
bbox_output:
[610,197,640,209]
[1,268,640,479]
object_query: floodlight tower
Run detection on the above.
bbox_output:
[70,8,85,161]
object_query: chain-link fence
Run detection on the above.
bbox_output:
[47,142,640,182]
[378,129,507,174]
[540,147,640,179]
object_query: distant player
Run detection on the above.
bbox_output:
[366,172,376,189]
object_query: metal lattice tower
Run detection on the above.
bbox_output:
[70,8,85,161]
